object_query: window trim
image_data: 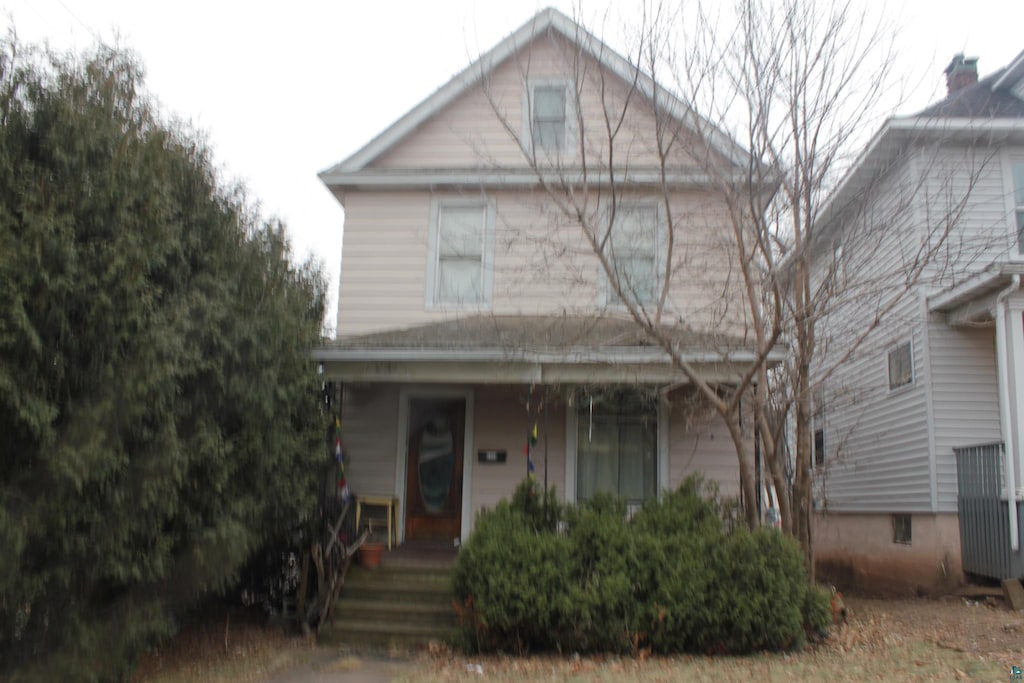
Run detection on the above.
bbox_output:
[887,339,914,392]
[601,200,665,309]
[425,198,495,310]
[522,78,576,158]
[1010,159,1024,256]
[564,388,668,505]
[813,427,825,468]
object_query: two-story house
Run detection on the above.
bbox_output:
[812,50,1024,592]
[312,8,779,546]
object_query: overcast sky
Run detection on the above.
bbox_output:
[2,0,1021,334]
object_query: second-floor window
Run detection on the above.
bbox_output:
[428,201,492,307]
[1013,162,1024,253]
[887,340,913,391]
[606,204,659,306]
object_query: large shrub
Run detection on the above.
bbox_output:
[454,477,827,655]
[0,40,326,681]
[452,496,572,654]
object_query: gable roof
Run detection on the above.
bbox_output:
[916,49,1024,119]
[319,7,747,188]
[816,47,1024,235]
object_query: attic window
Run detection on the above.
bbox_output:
[529,82,569,153]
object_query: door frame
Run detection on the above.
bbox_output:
[395,386,474,543]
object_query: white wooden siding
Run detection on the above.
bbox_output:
[667,402,742,498]
[340,384,401,497]
[336,189,744,337]
[369,32,708,174]
[471,385,567,521]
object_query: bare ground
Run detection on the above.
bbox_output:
[132,596,1024,683]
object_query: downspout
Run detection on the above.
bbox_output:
[995,274,1020,551]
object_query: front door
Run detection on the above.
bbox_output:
[405,397,465,541]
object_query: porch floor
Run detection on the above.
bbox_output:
[377,539,458,570]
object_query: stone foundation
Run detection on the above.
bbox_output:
[813,512,963,596]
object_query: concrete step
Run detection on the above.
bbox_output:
[319,618,457,649]
[334,598,457,628]
[320,564,458,648]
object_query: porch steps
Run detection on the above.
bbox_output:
[320,564,458,649]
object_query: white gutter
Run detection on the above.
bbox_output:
[312,346,789,365]
[995,274,1021,551]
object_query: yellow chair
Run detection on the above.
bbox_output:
[354,494,398,550]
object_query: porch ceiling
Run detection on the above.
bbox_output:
[313,315,785,384]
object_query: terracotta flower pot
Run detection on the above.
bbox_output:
[359,542,385,568]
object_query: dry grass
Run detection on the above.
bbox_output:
[133,597,1024,683]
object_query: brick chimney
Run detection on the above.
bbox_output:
[944,53,979,94]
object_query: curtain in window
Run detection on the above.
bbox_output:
[437,205,484,303]
[610,206,658,304]
[577,392,657,502]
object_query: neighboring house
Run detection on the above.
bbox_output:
[313,8,781,545]
[812,50,1024,592]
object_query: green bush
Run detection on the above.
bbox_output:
[803,584,833,639]
[564,494,637,653]
[452,494,571,654]
[453,475,825,656]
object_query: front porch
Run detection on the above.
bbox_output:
[315,315,781,547]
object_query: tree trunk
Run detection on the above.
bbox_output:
[725,413,760,530]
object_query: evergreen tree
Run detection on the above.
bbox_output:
[0,39,327,681]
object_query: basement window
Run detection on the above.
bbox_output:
[892,514,912,545]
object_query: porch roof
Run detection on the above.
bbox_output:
[927,262,1024,324]
[313,315,785,384]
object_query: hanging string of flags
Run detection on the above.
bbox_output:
[524,422,538,478]
[334,416,351,502]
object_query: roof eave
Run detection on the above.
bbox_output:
[317,168,727,191]
[927,262,1024,313]
[311,345,787,365]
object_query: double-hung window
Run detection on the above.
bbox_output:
[532,85,567,151]
[887,340,913,391]
[525,81,573,156]
[577,390,658,504]
[1013,162,1024,254]
[607,204,659,306]
[428,202,492,307]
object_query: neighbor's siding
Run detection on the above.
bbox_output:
[817,142,1022,514]
[928,323,1001,512]
[815,158,934,513]
[917,144,1020,289]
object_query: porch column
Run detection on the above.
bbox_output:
[1011,305,1024,500]
[995,287,1022,550]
